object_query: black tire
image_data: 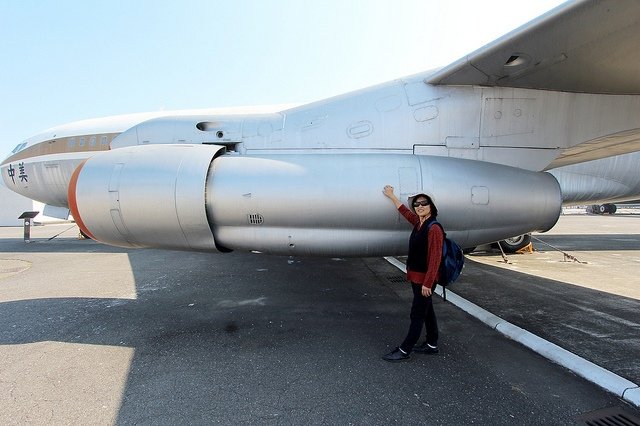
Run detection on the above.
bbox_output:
[500,234,531,253]
[598,204,608,214]
[605,203,617,214]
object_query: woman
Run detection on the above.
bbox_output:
[382,185,443,362]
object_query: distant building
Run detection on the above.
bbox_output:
[0,181,70,226]
[0,181,35,226]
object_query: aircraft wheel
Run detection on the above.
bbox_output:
[598,204,608,214]
[605,203,617,214]
[500,234,531,253]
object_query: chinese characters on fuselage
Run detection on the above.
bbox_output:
[5,163,28,184]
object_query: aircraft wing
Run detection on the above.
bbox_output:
[427,0,640,95]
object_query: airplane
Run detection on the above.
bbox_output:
[2,0,640,257]
[549,151,640,214]
[486,150,640,252]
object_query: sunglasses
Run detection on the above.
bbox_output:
[413,200,430,207]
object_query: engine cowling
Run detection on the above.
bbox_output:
[69,145,562,256]
[69,144,226,251]
[207,154,561,255]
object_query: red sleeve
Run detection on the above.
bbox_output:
[422,224,444,289]
[398,204,419,226]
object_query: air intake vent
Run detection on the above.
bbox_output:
[196,122,213,131]
[248,214,264,225]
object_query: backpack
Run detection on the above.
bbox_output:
[428,222,465,301]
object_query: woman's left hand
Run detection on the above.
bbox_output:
[421,285,432,297]
[382,185,395,198]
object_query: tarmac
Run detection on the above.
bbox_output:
[0,213,639,425]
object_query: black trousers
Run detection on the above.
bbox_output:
[400,283,439,353]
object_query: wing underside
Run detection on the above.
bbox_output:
[427,0,640,95]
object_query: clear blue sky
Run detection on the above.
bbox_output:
[0,0,565,156]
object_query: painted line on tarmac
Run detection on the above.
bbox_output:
[383,256,640,408]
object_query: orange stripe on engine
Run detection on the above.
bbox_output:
[67,160,96,240]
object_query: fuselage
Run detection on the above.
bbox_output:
[2,69,640,255]
[1,107,287,207]
[4,69,640,210]
[549,151,640,205]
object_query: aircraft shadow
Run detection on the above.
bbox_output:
[0,236,636,422]
[454,256,640,385]
[0,237,415,423]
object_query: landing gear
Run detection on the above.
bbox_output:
[499,234,531,253]
[588,203,617,214]
[462,234,532,255]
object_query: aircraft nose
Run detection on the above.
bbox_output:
[1,160,26,191]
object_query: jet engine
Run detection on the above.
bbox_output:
[69,144,562,256]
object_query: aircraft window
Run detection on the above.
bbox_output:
[79,137,85,147]
[89,136,97,146]
[101,136,108,145]
[68,138,76,148]
[11,142,27,154]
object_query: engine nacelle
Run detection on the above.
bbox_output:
[69,144,226,251]
[208,154,561,255]
[69,145,562,256]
